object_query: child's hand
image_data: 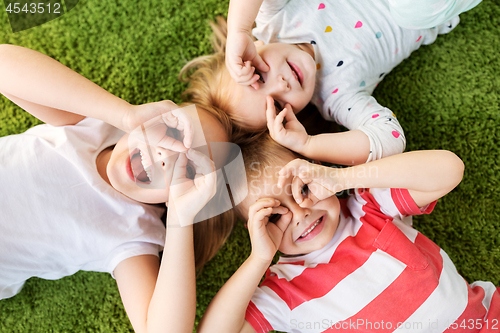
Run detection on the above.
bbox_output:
[247,198,292,263]
[167,149,217,225]
[266,96,310,154]
[128,103,193,154]
[226,31,269,87]
[278,159,343,207]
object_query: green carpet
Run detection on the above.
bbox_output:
[0,0,499,332]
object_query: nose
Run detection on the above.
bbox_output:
[270,74,290,94]
[290,204,311,226]
[154,146,179,164]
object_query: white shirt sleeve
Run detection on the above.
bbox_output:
[388,0,482,29]
[324,91,406,162]
[255,0,290,27]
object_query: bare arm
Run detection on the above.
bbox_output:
[114,212,196,333]
[197,255,264,333]
[114,149,217,333]
[225,0,269,85]
[198,198,291,333]
[0,44,131,129]
[227,0,263,33]
[280,150,465,209]
[338,150,464,207]
[304,130,370,165]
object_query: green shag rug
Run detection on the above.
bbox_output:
[0,0,499,332]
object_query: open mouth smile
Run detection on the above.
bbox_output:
[128,148,152,184]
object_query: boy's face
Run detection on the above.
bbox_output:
[105,108,228,204]
[242,158,340,255]
[227,42,316,129]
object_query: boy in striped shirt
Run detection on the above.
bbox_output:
[198,136,500,333]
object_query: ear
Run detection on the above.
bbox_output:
[254,40,265,47]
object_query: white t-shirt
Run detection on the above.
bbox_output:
[0,118,165,299]
[253,0,461,161]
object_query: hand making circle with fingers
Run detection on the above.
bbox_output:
[166,149,217,224]
[141,107,193,154]
[125,100,191,151]
[226,31,270,86]
[278,159,342,206]
[247,198,292,262]
[127,105,195,183]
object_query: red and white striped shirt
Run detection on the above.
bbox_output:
[245,188,500,332]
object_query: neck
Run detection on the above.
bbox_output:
[95,146,114,185]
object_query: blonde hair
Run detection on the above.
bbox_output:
[179,16,264,137]
[178,17,274,270]
[171,104,237,273]
[193,204,236,272]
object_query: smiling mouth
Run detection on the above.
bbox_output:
[299,216,323,239]
[130,148,152,184]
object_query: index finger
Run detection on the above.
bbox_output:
[277,159,307,188]
[274,210,293,233]
[165,109,193,149]
[186,149,214,176]
[266,96,278,132]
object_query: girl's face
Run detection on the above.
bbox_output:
[104,108,228,204]
[227,42,316,129]
[106,132,178,204]
[242,159,340,255]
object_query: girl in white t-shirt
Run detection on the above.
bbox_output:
[0,44,233,333]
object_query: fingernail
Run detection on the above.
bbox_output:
[275,199,280,205]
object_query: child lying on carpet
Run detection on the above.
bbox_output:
[0,44,233,333]
[182,0,481,166]
[197,134,500,333]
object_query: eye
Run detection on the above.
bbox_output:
[166,127,182,141]
[268,213,281,224]
[300,184,309,197]
[186,162,196,180]
[256,70,265,83]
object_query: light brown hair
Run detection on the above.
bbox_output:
[230,132,299,219]
[179,16,265,137]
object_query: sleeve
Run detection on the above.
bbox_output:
[324,92,406,162]
[106,241,162,278]
[255,0,289,26]
[245,283,291,333]
[388,0,482,29]
[368,188,436,222]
